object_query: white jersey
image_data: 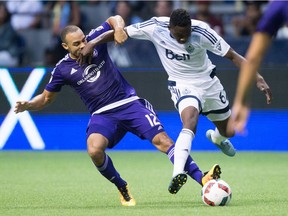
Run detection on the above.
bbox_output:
[126,17,230,81]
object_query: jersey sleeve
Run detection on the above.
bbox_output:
[256,1,287,36]
[126,18,156,40]
[197,22,230,57]
[86,22,112,41]
[45,67,65,92]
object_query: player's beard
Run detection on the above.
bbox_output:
[68,49,80,60]
[73,50,81,58]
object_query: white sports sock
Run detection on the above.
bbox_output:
[211,128,227,144]
[173,128,195,177]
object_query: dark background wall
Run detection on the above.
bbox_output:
[1,66,287,114]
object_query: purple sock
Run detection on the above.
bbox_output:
[166,144,203,185]
[96,154,127,188]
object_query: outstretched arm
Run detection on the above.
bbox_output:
[224,47,272,105]
[230,32,272,132]
[14,90,57,113]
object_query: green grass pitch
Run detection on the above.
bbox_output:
[0,151,287,216]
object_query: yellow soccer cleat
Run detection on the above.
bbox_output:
[202,164,221,186]
[118,184,136,207]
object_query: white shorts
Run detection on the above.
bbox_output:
[168,76,231,122]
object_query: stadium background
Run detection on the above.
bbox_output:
[0,1,287,151]
[1,38,287,151]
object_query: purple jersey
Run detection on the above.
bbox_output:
[45,22,137,114]
[256,1,288,36]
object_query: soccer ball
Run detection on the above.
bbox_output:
[201,179,232,206]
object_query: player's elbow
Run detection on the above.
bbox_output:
[44,94,56,107]
[42,91,56,107]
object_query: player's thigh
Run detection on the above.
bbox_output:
[168,82,204,114]
[203,80,231,122]
[124,99,165,142]
[87,114,126,148]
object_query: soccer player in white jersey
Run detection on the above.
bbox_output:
[125,9,272,194]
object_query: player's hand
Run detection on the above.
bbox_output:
[256,75,273,104]
[77,43,94,65]
[114,28,128,45]
[229,102,250,134]
[14,101,29,113]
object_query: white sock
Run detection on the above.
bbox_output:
[211,128,227,144]
[173,128,195,177]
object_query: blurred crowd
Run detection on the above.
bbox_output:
[1,0,287,67]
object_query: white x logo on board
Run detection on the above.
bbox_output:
[0,68,46,149]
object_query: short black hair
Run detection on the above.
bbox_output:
[170,9,191,27]
[60,25,80,43]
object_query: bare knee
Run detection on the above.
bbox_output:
[87,133,108,166]
[87,144,104,159]
[152,132,174,153]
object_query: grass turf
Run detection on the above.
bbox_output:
[0,151,287,216]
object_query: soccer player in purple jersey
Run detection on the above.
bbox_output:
[14,15,220,206]
[230,1,287,133]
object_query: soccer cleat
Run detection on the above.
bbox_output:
[202,164,222,186]
[118,184,136,206]
[168,173,187,194]
[206,130,236,157]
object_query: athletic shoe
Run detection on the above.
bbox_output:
[168,173,187,194]
[202,164,221,186]
[206,129,236,157]
[118,184,136,206]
